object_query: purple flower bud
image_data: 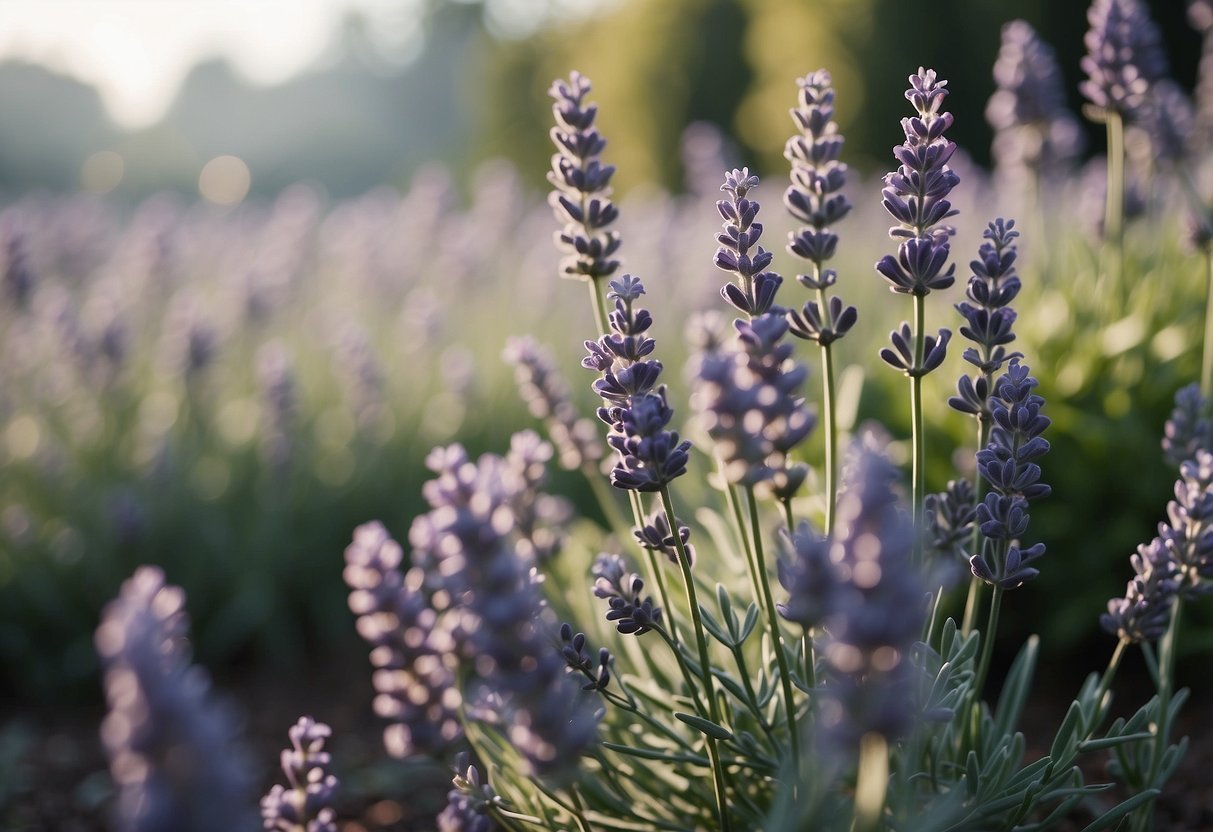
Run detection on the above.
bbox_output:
[261,716,339,832]
[592,553,663,635]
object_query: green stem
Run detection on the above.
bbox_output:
[1104,111,1125,301]
[962,416,992,637]
[1134,598,1183,831]
[652,623,708,719]
[587,277,609,336]
[629,489,679,645]
[973,584,1005,701]
[818,286,839,534]
[660,485,731,831]
[781,497,795,537]
[1203,248,1213,400]
[911,291,927,564]
[746,487,801,771]
[1092,637,1129,729]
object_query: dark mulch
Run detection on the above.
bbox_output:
[2,647,1211,831]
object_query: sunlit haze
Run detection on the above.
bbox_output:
[0,0,426,128]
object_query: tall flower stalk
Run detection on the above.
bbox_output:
[549,72,622,336]
[783,70,857,534]
[1079,0,1168,297]
[947,219,1025,634]
[876,68,958,560]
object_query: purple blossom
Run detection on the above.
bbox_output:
[1163,383,1213,468]
[438,753,501,832]
[925,479,978,562]
[343,521,462,759]
[1161,450,1213,594]
[261,716,339,832]
[548,72,621,286]
[714,168,783,317]
[585,276,691,492]
[409,442,601,776]
[96,566,257,832]
[691,313,816,492]
[970,362,1051,589]
[592,552,663,635]
[1080,0,1168,120]
[503,335,603,470]
[807,434,929,747]
[987,21,1085,179]
[634,509,696,567]
[949,219,1024,421]
[559,623,613,692]
[1102,537,1181,643]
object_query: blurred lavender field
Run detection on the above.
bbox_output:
[5,0,1213,829]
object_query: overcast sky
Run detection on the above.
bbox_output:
[0,0,425,128]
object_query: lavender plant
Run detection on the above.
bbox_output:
[71,35,1213,832]
[783,70,857,534]
[876,67,957,560]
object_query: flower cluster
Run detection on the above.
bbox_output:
[949,219,1024,423]
[95,566,257,832]
[924,478,978,562]
[1101,538,1181,643]
[1079,0,1168,119]
[691,313,815,495]
[986,21,1084,180]
[343,521,462,759]
[634,508,696,567]
[779,436,928,747]
[876,68,960,296]
[1163,383,1213,469]
[503,334,603,470]
[438,753,501,832]
[261,716,339,832]
[784,70,857,349]
[407,441,601,776]
[559,623,613,692]
[714,168,782,317]
[583,275,690,492]
[970,362,1051,589]
[1160,451,1213,594]
[547,72,621,287]
[592,552,663,636]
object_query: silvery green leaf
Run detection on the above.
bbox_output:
[699,606,733,647]
[674,712,733,741]
[1076,789,1160,832]
[739,603,760,643]
[992,635,1038,741]
[1050,700,1085,764]
[1079,731,1154,752]
[1158,735,1190,782]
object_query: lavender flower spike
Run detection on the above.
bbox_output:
[1079,0,1168,120]
[1102,538,1181,643]
[96,566,257,832]
[548,72,621,285]
[970,361,1051,589]
[987,21,1085,181]
[715,168,783,317]
[344,521,462,759]
[585,275,691,492]
[438,753,502,832]
[261,716,339,832]
[817,433,928,748]
[592,552,663,635]
[1163,383,1213,468]
[503,335,602,470]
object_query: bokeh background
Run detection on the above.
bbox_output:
[2,0,1212,824]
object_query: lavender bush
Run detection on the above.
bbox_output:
[11,5,1213,829]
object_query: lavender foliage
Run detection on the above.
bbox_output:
[96,566,257,832]
[261,716,339,832]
